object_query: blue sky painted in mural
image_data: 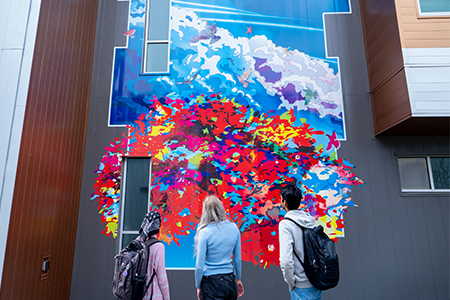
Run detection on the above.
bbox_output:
[109,0,350,140]
[108,0,354,269]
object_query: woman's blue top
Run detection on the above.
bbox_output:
[195,220,242,288]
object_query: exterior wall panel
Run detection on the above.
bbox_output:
[0,0,99,299]
[69,0,129,298]
[69,1,449,300]
[394,0,450,48]
[371,68,412,134]
[359,0,412,135]
[0,0,41,284]
[402,48,450,117]
[360,0,404,91]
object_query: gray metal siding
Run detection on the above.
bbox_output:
[70,0,449,299]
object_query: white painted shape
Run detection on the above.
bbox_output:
[0,0,31,49]
[16,7,39,108]
[0,0,41,291]
[0,50,22,188]
[415,100,450,111]
[414,91,450,102]
[11,1,32,49]
[404,65,450,116]
[0,0,13,49]
[402,48,450,116]
[402,48,450,66]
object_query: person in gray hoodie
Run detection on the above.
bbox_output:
[278,185,322,300]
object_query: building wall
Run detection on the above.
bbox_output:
[70,1,449,300]
[361,0,450,135]
[394,0,450,48]
[359,0,413,135]
[0,0,41,288]
[394,0,450,119]
[403,49,450,117]
[69,0,128,298]
[0,0,99,299]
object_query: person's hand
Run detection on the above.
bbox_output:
[290,286,295,291]
[197,288,201,300]
[236,279,244,297]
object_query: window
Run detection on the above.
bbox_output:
[118,157,152,249]
[398,156,450,193]
[416,0,450,17]
[144,0,171,73]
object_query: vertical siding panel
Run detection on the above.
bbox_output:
[423,197,449,299]
[441,197,449,250]
[30,63,56,299]
[360,0,403,90]
[386,142,419,300]
[337,93,380,299]
[397,197,420,299]
[369,145,395,300]
[380,144,402,299]
[26,52,58,299]
[409,199,437,300]
[21,55,45,297]
[49,59,69,300]
[0,0,99,298]
[355,133,383,299]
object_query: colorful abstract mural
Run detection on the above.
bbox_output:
[92,0,364,269]
[92,94,363,268]
[109,0,350,139]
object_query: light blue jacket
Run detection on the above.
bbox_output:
[195,220,242,288]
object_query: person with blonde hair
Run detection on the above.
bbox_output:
[194,195,244,300]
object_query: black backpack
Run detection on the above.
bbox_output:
[112,236,161,300]
[284,217,339,291]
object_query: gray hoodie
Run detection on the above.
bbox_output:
[279,209,316,289]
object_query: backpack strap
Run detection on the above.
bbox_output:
[142,237,163,297]
[283,217,306,267]
[145,269,157,299]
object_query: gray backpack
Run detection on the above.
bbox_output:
[112,236,161,300]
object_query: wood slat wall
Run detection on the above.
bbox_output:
[0,0,99,299]
[371,69,412,134]
[394,0,450,48]
[359,0,412,135]
[360,0,404,91]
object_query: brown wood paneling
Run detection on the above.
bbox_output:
[360,0,404,92]
[0,0,99,299]
[359,0,423,136]
[371,68,412,134]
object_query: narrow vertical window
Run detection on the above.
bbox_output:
[144,0,171,73]
[118,157,152,249]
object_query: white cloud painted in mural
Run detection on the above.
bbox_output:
[170,6,343,119]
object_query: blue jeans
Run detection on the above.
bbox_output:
[289,287,322,300]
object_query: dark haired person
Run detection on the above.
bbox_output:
[278,185,322,300]
[140,211,170,300]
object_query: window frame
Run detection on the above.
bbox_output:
[142,0,172,74]
[415,0,450,18]
[117,156,153,251]
[397,155,450,195]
